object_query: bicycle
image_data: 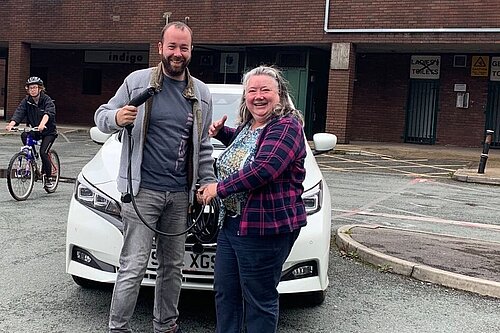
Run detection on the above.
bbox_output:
[6,127,60,201]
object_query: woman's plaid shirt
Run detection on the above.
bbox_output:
[215,115,307,236]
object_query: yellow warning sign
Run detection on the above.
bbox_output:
[471,56,489,77]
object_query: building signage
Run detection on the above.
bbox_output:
[471,56,489,77]
[410,55,440,79]
[331,43,350,70]
[490,57,500,81]
[84,51,149,64]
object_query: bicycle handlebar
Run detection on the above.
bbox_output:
[10,127,40,133]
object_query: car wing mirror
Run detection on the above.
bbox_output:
[90,126,112,145]
[312,133,337,156]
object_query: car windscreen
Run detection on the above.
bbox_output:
[211,91,242,147]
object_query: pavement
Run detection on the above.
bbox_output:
[333,141,500,299]
[1,125,500,299]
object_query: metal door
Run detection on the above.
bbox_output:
[405,79,440,144]
[485,82,500,147]
[282,68,309,133]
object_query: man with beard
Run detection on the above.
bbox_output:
[95,21,216,333]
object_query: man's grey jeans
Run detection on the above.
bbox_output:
[109,188,188,333]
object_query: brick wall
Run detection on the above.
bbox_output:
[327,0,500,30]
[0,1,327,45]
[4,1,496,46]
[351,54,409,142]
[326,44,357,144]
[351,53,489,147]
[6,43,30,120]
[3,1,500,146]
[436,55,488,146]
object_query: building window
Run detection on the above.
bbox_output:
[277,52,306,68]
[82,68,102,95]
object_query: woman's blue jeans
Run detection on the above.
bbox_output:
[214,216,300,333]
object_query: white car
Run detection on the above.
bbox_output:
[65,84,336,305]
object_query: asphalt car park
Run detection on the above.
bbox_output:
[2,158,500,332]
[3,130,500,332]
[315,151,470,179]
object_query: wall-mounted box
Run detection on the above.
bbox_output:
[454,84,467,92]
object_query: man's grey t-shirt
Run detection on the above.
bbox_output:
[141,76,193,192]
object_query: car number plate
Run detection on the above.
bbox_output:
[147,249,215,273]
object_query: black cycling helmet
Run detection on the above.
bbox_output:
[25,76,44,87]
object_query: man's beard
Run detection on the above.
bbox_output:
[162,55,190,78]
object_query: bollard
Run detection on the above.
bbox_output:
[478,129,494,174]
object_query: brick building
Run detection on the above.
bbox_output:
[2,1,500,147]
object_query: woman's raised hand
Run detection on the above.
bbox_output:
[209,115,227,137]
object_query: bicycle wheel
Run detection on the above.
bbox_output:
[7,152,35,201]
[44,149,60,193]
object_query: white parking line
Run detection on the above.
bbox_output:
[332,208,500,232]
[318,153,467,179]
[58,132,71,143]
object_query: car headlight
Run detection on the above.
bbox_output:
[75,178,121,217]
[303,180,323,216]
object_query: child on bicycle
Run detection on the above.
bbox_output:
[5,76,58,186]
